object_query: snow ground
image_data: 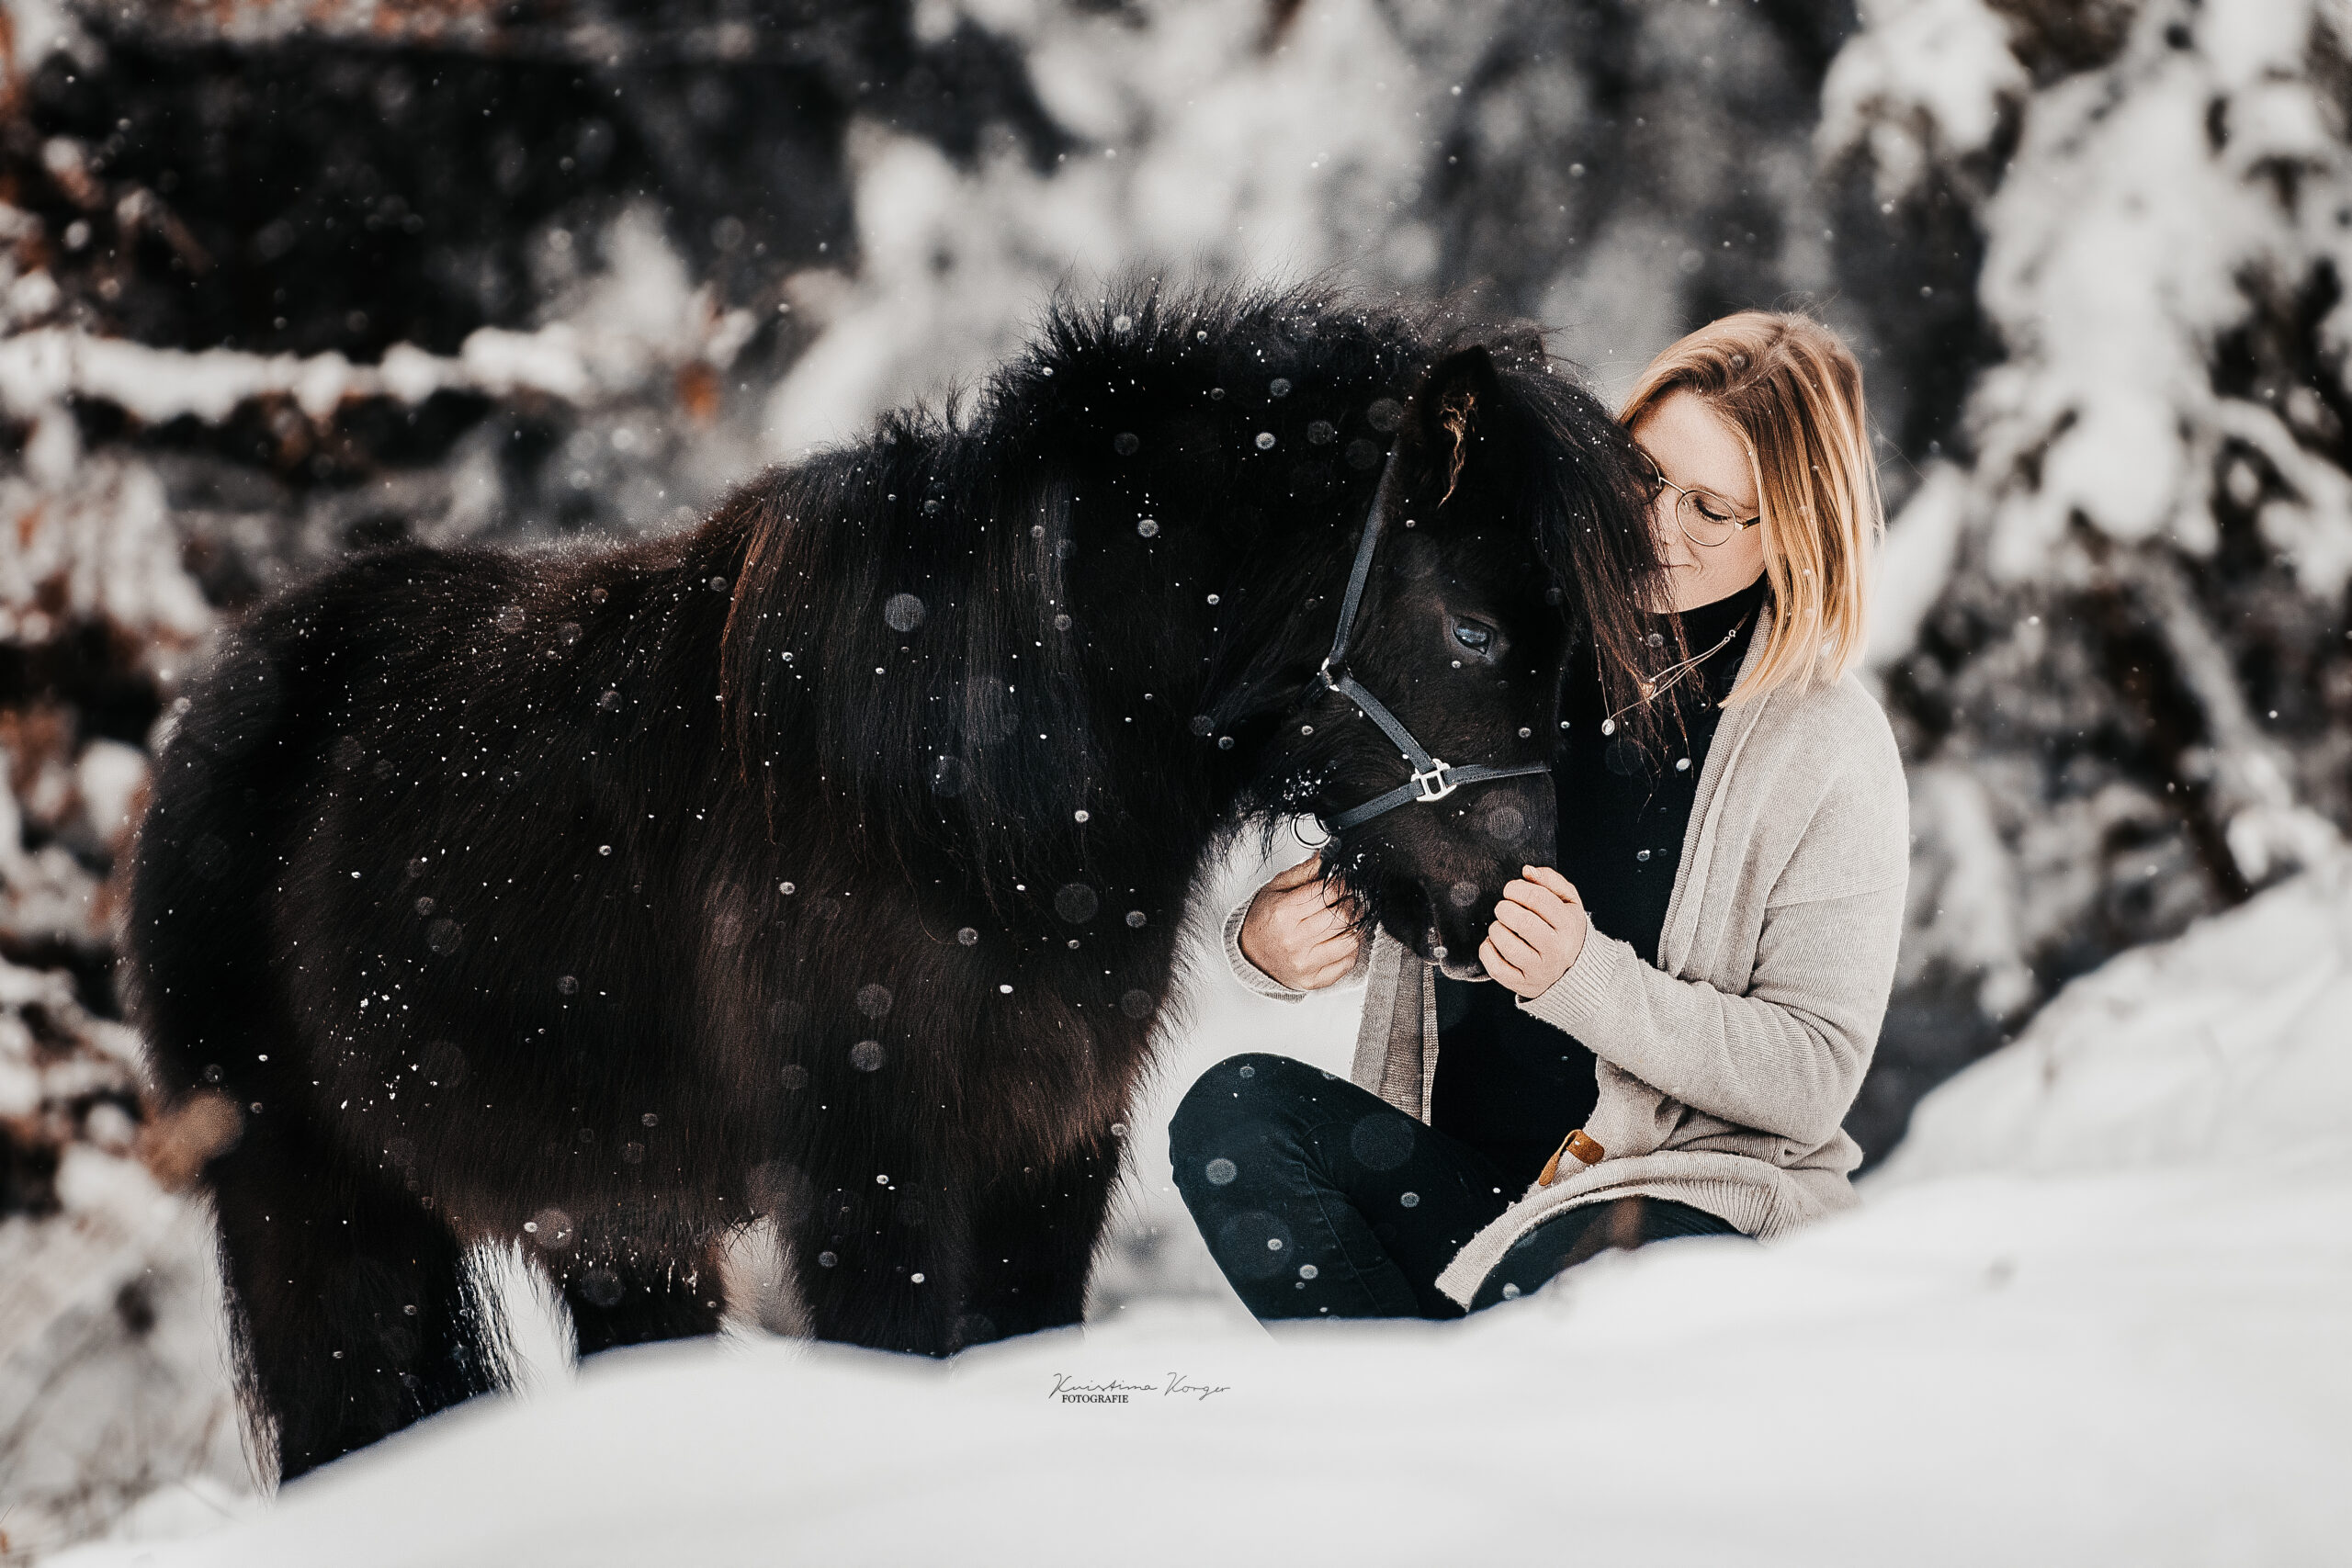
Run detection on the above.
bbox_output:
[32,843,2352,1566]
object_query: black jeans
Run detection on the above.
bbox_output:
[1168,1052,1743,1320]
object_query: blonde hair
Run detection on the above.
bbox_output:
[1618,310,1883,705]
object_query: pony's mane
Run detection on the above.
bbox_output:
[718,282,1659,901]
[716,409,1091,893]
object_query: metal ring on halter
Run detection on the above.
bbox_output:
[1409,761,1457,803]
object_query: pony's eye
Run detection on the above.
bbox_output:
[1453,623,1494,654]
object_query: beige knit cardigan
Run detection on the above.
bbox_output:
[1220,603,1910,1308]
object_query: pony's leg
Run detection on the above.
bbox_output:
[956,1124,1124,1347]
[207,1123,507,1483]
[786,1162,961,1357]
[557,1244,728,1359]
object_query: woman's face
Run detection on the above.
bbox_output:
[1630,389,1766,612]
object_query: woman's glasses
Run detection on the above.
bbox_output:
[1636,446,1759,549]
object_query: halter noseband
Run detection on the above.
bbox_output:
[1311,453,1553,833]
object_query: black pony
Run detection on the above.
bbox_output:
[127,285,1661,1479]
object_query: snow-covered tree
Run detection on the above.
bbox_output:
[1826,0,2352,1134]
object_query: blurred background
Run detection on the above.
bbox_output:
[2,0,2348,1556]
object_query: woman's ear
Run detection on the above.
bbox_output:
[1397,344,1505,509]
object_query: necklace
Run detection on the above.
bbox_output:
[1598,611,1753,738]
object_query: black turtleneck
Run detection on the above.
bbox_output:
[1430,573,1770,1188]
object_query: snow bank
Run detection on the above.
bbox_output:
[38,1169,2351,1566]
[1880,847,2352,1183]
[40,848,2352,1567]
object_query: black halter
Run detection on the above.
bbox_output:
[1311,455,1553,834]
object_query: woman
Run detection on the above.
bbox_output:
[1168,310,1908,1318]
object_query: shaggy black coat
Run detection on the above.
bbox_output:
[126,284,1661,1480]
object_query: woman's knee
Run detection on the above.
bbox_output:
[1170,1054,1311,1147]
[1168,1054,1332,1193]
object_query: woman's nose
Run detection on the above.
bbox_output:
[1651,502,1690,562]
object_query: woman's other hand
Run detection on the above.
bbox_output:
[1238,855,1363,991]
[1481,865,1589,998]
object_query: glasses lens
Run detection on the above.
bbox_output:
[1676,490,1741,547]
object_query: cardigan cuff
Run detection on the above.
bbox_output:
[1515,929,1634,1034]
[1222,893,1308,1003]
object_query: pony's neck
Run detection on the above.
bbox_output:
[1060,508,1339,839]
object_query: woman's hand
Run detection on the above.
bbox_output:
[1481,865,1589,998]
[1238,854,1363,991]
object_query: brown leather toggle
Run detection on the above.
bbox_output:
[1535,1128,1606,1188]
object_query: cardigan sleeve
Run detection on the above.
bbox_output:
[1515,739,1909,1147]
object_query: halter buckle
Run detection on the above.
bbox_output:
[1409,761,1458,803]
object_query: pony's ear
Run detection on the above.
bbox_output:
[1398,344,1505,508]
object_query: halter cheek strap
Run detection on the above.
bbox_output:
[1311,451,1552,834]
